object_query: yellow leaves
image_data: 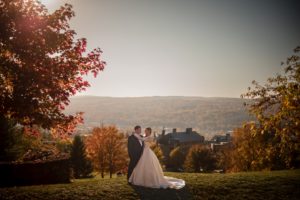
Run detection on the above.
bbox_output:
[0,71,14,94]
[4,81,14,94]
[85,125,128,177]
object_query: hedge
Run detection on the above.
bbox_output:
[0,158,71,187]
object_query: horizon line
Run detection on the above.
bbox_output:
[72,94,244,99]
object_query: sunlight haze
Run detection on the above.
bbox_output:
[41,0,300,97]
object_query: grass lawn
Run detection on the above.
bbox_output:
[0,170,299,200]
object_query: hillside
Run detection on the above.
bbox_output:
[65,96,254,137]
[0,170,299,200]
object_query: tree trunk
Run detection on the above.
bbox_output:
[109,162,113,178]
[101,169,104,178]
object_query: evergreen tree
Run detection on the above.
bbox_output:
[0,116,25,161]
[71,135,93,178]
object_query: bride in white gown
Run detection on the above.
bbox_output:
[128,127,185,189]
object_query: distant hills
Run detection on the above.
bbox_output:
[65,96,254,138]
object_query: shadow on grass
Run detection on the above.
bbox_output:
[130,184,192,200]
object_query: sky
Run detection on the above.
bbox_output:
[41,0,300,98]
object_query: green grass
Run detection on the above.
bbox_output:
[0,170,299,200]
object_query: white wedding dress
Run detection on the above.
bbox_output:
[128,136,185,189]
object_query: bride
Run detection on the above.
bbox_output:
[128,127,185,189]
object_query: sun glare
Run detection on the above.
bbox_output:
[38,0,59,11]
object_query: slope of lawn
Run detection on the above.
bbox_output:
[0,170,299,200]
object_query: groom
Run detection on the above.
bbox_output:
[127,125,144,181]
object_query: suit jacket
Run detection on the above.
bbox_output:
[127,134,144,180]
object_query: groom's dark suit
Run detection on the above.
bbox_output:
[127,134,144,180]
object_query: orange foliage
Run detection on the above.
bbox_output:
[85,126,128,178]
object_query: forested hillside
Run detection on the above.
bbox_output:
[65,96,253,137]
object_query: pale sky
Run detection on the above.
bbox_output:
[41,0,300,97]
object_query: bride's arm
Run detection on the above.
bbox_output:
[134,134,145,141]
[143,136,154,142]
[135,135,152,141]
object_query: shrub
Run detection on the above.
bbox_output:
[184,145,216,172]
[169,145,189,171]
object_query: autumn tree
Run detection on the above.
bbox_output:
[0,0,105,137]
[70,135,93,178]
[215,145,233,172]
[184,145,216,172]
[225,123,267,171]
[86,126,128,178]
[168,145,189,171]
[241,46,300,169]
[104,126,128,178]
[85,127,107,178]
[221,122,291,172]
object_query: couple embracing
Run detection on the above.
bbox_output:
[127,125,185,189]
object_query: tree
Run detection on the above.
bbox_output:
[184,145,216,172]
[168,146,189,171]
[86,126,128,178]
[221,122,289,172]
[86,127,107,178]
[71,135,93,178]
[0,116,23,161]
[227,123,271,172]
[215,145,233,172]
[104,126,128,178]
[0,115,44,161]
[241,46,300,169]
[56,139,72,154]
[0,0,106,137]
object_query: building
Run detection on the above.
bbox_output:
[210,131,232,152]
[211,132,231,143]
[157,128,204,148]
